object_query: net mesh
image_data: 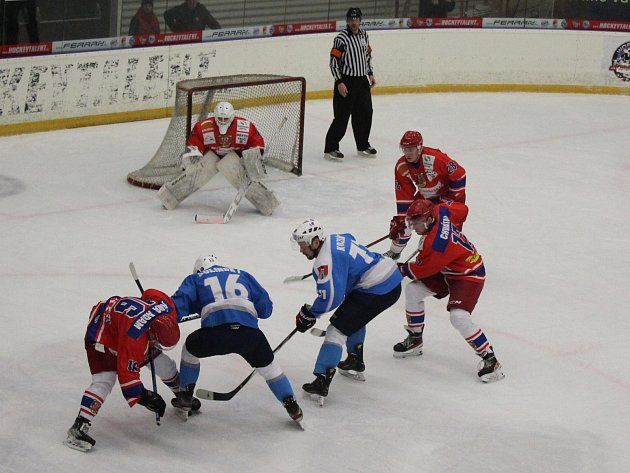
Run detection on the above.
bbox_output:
[127,74,305,189]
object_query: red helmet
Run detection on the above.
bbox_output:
[149,313,180,351]
[400,130,423,150]
[142,289,179,350]
[406,198,434,220]
[142,288,172,306]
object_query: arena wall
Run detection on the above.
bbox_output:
[0,30,628,135]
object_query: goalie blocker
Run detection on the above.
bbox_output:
[158,150,280,216]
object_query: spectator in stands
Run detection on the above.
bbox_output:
[129,0,160,35]
[1,0,39,45]
[418,0,456,17]
[164,0,220,33]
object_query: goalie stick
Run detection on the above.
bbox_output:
[283,234,390,283]
[128,262,161,426]
[196,327,298,401]
[195,116,288,224]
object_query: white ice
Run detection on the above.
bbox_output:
[1,92,629,473]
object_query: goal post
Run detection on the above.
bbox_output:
[127,74,306,189]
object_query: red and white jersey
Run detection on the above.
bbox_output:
[394,147,466,217]
[188,116,265,158]
[405,202,484,284]
[85,296,176,407]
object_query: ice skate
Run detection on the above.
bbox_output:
[171,390,201,418]
[302,368,336,406]
[283,396,305,430]
[323,150,344,161]
[337,343,366,382]
[393,327,423,358]
[63,416,96,452]
[357,146,377,157]
[477,347,505,383]
[171,384,197,421]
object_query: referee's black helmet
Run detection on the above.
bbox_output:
[346,7,362,19]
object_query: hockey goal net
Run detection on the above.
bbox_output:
[127,74,306,189]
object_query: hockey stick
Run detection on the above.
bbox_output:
[195,117,288,224]
[196,327,299,401]
[128,262,161,426]
[283,234,390,283]
[194,181,249,224]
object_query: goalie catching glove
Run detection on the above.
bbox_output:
[178,146,203,171]
[295,304,316,333]
[138,389,166,417]
[389,215,407,240]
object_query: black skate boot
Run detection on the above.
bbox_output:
[63,416,96,452]
[393,326,424,358]
[477,347,505,383]
[337,343,366,382]
[171,384,198,420]
[171,391,201,412]
[302,368,336,406]
[283,396,304,429]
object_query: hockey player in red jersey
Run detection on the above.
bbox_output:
[63,289,181,452]
[385,130,467,261]
[157,101,280,215]
[394,199,504,383]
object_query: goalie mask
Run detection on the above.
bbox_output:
[291,218,324,250]
[214,101,235,134]
[194,254,220,273]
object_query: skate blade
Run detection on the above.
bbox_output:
[63,437,92,452]
[480,370,505,383]
[293,419,305,430]
[174,407,191,421]
[338,369,365,382]
[302,391,326,407]
[393,348,423,359]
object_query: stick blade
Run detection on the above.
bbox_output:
[195,214,228,224]
[283,275,307,283]
[195,388,231,401]
[310,328,326,337]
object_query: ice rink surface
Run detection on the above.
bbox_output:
[1,92,629,472]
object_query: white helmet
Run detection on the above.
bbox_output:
[194,254,219,273]
[214,101,235,134]
[291,218,324,250]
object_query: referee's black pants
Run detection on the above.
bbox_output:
[324,75,373,153]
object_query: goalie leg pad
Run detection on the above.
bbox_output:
[242,148,265,182]
[158,152,220,210]
[216,151,246,187]
[217,152,280,216]
[245,181,280,216]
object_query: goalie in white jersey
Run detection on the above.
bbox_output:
[157,101,280,216]
[291,219,402,404]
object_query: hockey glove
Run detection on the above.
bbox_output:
[397,262,414,280]
[389,216,407,240]
[138,389,166,417]
[296,304,316,333]
[178,146,203,171]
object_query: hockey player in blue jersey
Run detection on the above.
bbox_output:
[291,219,403,405]
[171,254,303,425]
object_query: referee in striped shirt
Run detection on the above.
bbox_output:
[324,7,377,161]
